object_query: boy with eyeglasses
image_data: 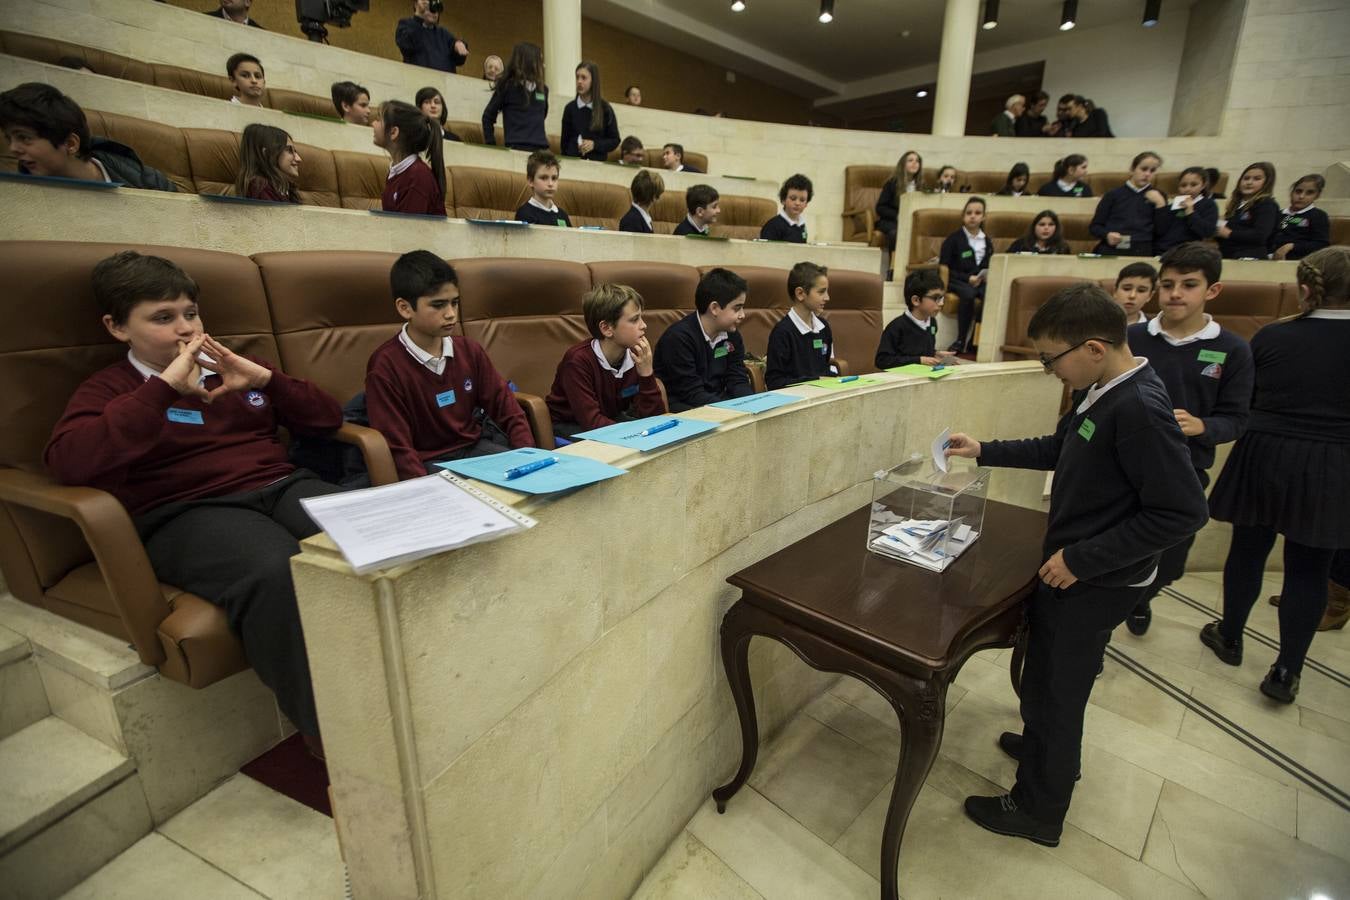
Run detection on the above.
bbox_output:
[944,282,1207,848]
[874,268,956,369]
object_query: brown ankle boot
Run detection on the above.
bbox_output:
[1319,581,1350,631]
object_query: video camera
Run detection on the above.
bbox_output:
[295,0,369,43]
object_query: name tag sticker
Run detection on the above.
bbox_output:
[166,407,204,425]
[556,218,567,227]
[620,384,639,398]
[1197,349,1227,364]
[960,249,974,258]
[1077,418,1096,441]
[812,338,825,350]
[713,344,730,359]
[436,389,457,408]
[534,91,546,102]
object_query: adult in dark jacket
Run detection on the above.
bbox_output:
[990,94,1024,137]
[560,62,620,162]
[205,0,262,27]
[395,0,468,73]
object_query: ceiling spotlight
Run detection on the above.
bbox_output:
[730,0,745,10]
[1059,0,1077,30]
[1142,0,1161,26]
[982,0,999,30]
[916,89,929,98]
[819,0,834,23]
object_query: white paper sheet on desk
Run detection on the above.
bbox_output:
[932,427,951,474]
[300,474,533,574]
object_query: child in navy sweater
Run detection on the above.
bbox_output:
[619,169,663,234]
[653,268,752,410]
[1090,151,1166,257]
[760,174,811,243]
[1217,162,1280,259]
[673,185,720,235]
[1008,210,1071,255]
[514,150,572,226]
[873,150,923,252]
[373,100,446,216]
[1124,243,1253,635]
[560,61,620,162]
[1270,174,1330,261]
[1154,166,1218,254]
[1036,155,1093,198]
[765,262,835,388]
[948,283,1207,848]
[483,42,548,151]
[365,251,533,480]
[1112,261,1158,327]
[941,196,993,353]
[874,268,955,369]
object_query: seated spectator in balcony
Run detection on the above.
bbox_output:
[991,94,1024,137]
[482,55,503,87]
[661,143,702,174]
[1270,174,1329,261]
[1046,92,1075,137]
[625,85,642,106]
[331,81,371,125]
[1154,166,1219,255]
[206,0,262,28]
[514,150,571,227]
[620,169,663,234]
[236,124,300,203]
[561,62,620,162]
[1217,162,1279,260]
[227,53,266,108]
[1037,154,1092,198]
[996,162,1030,197]
[395,0,469,74]
[619,135,645,166]
[673,184,719,236]
[0,82,176,191]
[56,56,95,74]
[933,165,958,193]
[1016,91,1049,137]
[760,173,812,243]
[1069,96,1113,138]
[415,87,461,142]
[372,100,446,217]
[1008,210,1071,255]
[874,150,923,253]
[483,42,548,151]
[1091,151,1166,257]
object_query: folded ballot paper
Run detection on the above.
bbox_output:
[867,516,978,572]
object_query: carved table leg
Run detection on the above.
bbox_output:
[713,600,758,813]
[877,674,946,900]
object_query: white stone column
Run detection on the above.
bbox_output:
[931,0,979,136]
[543,0,583,94]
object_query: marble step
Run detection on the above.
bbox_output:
[0,623,49,740]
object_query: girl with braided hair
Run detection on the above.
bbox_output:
[1202,246,1350,700]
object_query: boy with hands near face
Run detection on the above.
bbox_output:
[944,283,1207,849]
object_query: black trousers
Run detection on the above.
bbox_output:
[875,220,897,253]
[135,471,343,737]
[1011,581,1144,825]
[951,279,985,351]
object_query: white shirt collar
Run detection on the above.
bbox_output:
[388,154,418,179]
[696,314,727,347]
[965,228,987,241]
[1077,357,1149,413]
[1126,181,1149,193]
[128,349,209,386]
[576,97,592,109]
[1147,313,1220,345]
[676,164,687,172]
[787,307,825,335]
[90,157,111,183]
[1129,310,1149,326]
[631,203,652,228]
[905,309,932,330]
[398,324,454,375]
[1282,204,1317,216]
[590,339,634,378]
[903,181,918,193]
[685,214,708,234]
[1003,109,1016,121]
[1057,179,1078,193]
[1307,309,1350,320]
[778,208,803,227]
[528,195,559,213]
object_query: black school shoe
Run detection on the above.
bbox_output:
[1260,665,1299,703]
[1200,621,1243,665]
[963,794,1061,847]
[998,732,1080,781]
[1126,601,1152,636]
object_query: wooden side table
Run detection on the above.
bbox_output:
[713,500,1047,900]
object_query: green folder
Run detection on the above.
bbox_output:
[797,376,882,390]
[885,365,956,379]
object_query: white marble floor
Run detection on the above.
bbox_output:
[634,572,1350,900]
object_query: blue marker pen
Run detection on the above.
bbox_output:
[839,375,859,383]
[638,418,680,437]
[504,456,558,480]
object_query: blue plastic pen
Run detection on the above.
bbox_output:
[839,375,859,383]
[638,418,680,437]
[503,456,558,480]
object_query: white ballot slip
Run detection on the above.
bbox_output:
[1170,195,1189,210]
[932,427,952,474]
[300,472,536,574]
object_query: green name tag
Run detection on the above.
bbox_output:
[713,344,729,358]
[1077,418,1096,441]
[556,218,567,227]
[534,91,546,102]
[1197,349,1227,364]
[960,249,973,258]
[812,338,825,349]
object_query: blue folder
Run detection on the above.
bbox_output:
[708,392,802,414]
[573,415,719,452]
[436,447,625,494]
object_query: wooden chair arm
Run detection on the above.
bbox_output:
[832,357,850,376]
[330,423,397,486]
[514,391,555,450]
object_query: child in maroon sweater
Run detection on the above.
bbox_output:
[373,100,447,216]
[44,251,344,748]
[365,251,533,479]
[545,283,666,438]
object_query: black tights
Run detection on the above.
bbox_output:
[1219,524,1334,675]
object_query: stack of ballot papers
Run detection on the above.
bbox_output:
[868,517,978,572]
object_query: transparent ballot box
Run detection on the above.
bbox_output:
[867,456,991,572]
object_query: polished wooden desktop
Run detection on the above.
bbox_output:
[713,499,1048,900]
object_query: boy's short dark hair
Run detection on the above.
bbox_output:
[226,53,263,79]
[0,82,91,159]
[1115,261,1158,288]
[619,135,643,155]
[787,262,827,300]
[685,184,719,215]
[390,250,457,308]
[1159,242,1222,287]
[695,267,746,314]
[663,142,684,161]
[779,173,814,203]
[583,283,644,339]
[1027,282,1127,346]
[903,268,945,310]
[527,149,560,180]
[92,251,199,326]
[630,169,664,206]
[330,80,368,116]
